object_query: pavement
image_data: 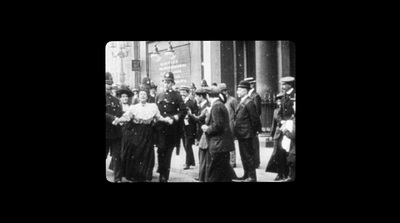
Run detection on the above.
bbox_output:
[106,132,281,183]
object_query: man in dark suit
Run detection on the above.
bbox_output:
[201,86,236,182]
[244,77,262,168]
[179,85,199,170]
[154,72,187,182]
[141,76,156,103]
[105,72,124,183]
[233,80,261,182]
[188,88,210,182]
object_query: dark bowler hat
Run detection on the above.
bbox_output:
[238,80,251,89]
[179,85,190,92]
[244,77,256,84]
[163,72,175,82]
[208,86,221,97]
[201,79,208,87]
[280,76,295,83]
[106,72,113,85]
[191,83,197,89]
[116,85,134,98]
[218,83,229,91]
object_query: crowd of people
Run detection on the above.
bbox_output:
[105,71,296,183]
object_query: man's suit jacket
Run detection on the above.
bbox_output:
[233,97,261,139]
[249,90,262,117]
[205,99,235,154]
[182,98,199,139]
[225,95,238,135]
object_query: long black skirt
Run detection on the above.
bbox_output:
[121,122,155,182]
[266,139,288,177]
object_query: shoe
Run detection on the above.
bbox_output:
[237,176,248,180]
[159,175,168,182]
[274,175,283,181]
[231,164,237,168]
[183,165,190,170]
[194,177,199,181]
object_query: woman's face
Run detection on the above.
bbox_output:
[138,91,148,103]
[120,94,129,104]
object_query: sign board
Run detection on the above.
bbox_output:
[149,44,191,90]
[132,59,141,71]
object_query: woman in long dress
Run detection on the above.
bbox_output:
[115,88,172,182]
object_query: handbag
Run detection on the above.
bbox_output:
[198,132,208,150]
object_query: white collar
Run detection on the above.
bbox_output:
[199,100,207,108]
[248,88,254,96]
[286,88,294,95]
[241,94,250,102]
[184,96,190,103]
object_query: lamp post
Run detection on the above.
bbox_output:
[112,41,131,85]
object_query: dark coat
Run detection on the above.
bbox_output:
[205,100,235,154]
[249,90,262,117]
[189,100,210,141]
[270,107,283,140]
[106,93,123,139]
[225,95,238,135]
[183,98,199,139]
[233,97,261,139]
[280,88,295,120]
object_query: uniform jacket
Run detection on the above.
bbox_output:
[233,97,261,139]
[106,93,123,139]
[154,89,187,135]
[280,88,295,120]
[189,100,210,141]
[205,99,235,154]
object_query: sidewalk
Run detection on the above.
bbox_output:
[106,133,279,182]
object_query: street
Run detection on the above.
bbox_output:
[106,133,279,182]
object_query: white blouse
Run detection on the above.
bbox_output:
[120,103,162,124]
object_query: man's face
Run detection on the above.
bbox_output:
[195,94,203,104]
[163,80,173,91]
[237,87,248,98]
[276,99,282,106]
[281,82,292,92]
[150,88,156,95]
[222,89,228,96]
[180,90,188,100]
[120,94,129,104]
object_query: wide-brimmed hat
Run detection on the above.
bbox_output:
[208,86,221,97]
[238,80,251,89]
[194,88,208,96]
[218,83,229,91]
[116,85,134,98]
[163,72,175,82]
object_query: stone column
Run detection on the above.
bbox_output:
[255,41,278,98]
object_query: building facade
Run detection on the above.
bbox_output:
[105,40,295,130]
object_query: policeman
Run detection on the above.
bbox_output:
[279,76,295,121]
[105,72,124,183]
[154,72,187,182]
